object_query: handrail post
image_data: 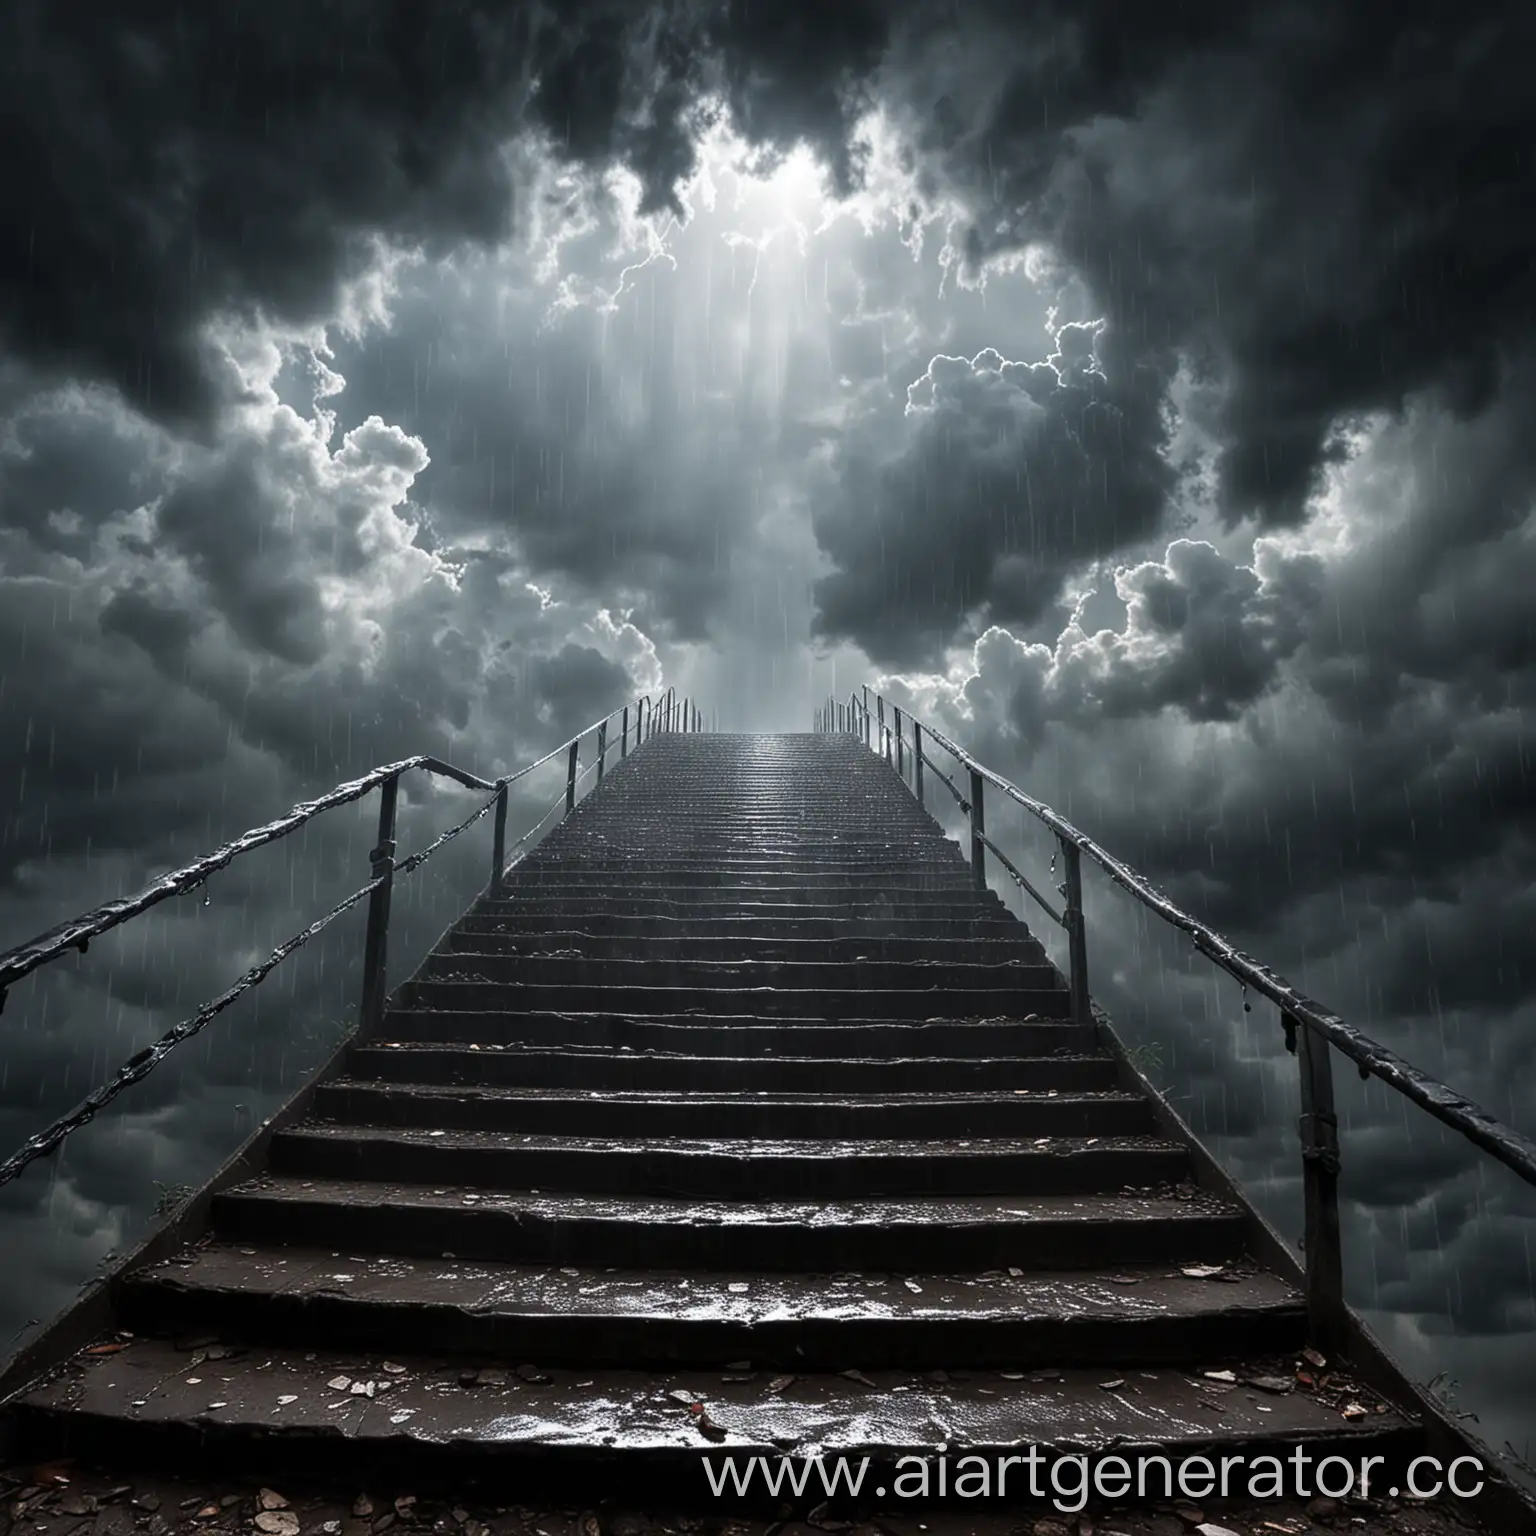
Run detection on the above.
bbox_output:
[876,696,887,762]
[489,781,508,895]
[621,705,629,759]
[565,739,579,815]
[968,768,986,888]
[1293,1010,1345,1354]
[357,774,400,1039]
[1059,837,1090,1026]
[597,722,607,783]
[894,707,904,778]
[913,722,925,807]
[862,685,871,749]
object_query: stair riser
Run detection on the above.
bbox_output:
[267,1135,1185,1198]
[421,956,1062,991]
[346,1049,1107,1094]
[210,1195,1248,1271]
[313,1082,1128,1137]
[117,1283,1307,1370]
[400,982,1072,1020]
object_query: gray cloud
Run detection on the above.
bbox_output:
[813,329,1175,664]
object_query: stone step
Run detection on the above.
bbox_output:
[312,1081,1130,1138]
[483,893,1007,916]
[508,856,973,872]
[347,1043,1115,1094]
[419,953,1061,992]
[210,1180,1245,1270]
[119,1246,1308,1368]
[12,1339,1415,1497]
[373,1012,1092,1058]
[447,927,1047,962]
[516,854,964,866]
[399,980,1072,1021]
[267,1126,1186,1199]
[503,872,983,890]
[467,913,1031,939]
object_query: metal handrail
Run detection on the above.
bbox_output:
[820,683,1536,1356]
[0,688,678,1007]
[0,683,703,1187]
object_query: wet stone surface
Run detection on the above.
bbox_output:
[0,1462,1495,1536]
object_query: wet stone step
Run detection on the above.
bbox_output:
[503,874,985,892]
[373,1011,1093,1058]
[447,928,1049,962]
[399,981,1073,1021]
[267,1126,1187,1199]
[476,900,1014,923]
[209,1180,1245,1271]
[312,1080,1131,1138]
[345,1044,1120,1095]
[11,1338,1414,1497]
[419,954,1064,991]
[119,1246,1307,1368]
[466,914,1032,939]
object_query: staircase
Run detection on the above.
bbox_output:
[6,733,1420,1502]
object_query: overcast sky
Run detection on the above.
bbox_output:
[2,0,1533,1465]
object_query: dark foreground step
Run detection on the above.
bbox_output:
[421,953,1062,992]
[347,1044,1118,1095]
[401,981,1072,1021]
[210,1180,1245,1270]
[313,1081,1131,1138]
[268,1126,1187,1199]
[120,1246,1307,1367]
[13,1340,1417,1500]
[374,1011,1094,1058]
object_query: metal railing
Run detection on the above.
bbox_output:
[0,685,704,1191]
[818,684,1536,1355]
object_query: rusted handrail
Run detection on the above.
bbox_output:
[821,682,1536,1357]
[827,687,1536,1188]
[0,692,679,1008]
[0,682,703,1188]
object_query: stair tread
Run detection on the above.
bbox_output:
[133,1244,1302,1323]
[362,1043,1118,1067]
[284,1125,1181,1158]
[325,1081,1119,1106]
[223,1177,1233,1226]
[22,1338,1409,1453]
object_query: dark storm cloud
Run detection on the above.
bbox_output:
[904,0,1533,513]
[801,0,1536,659]
[813,331,1175,664]
[320,257,782,643]
[0,0,893,430]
